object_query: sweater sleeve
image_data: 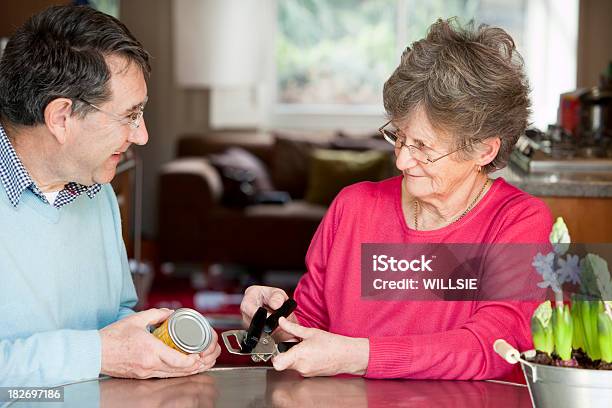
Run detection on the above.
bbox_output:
[116,244,137,321]
[0,330,101,387]
[366,301,535,379]
[367,196,553,380]
[116,237,137,321]
[107,184,137,321]
[293,193,344,330]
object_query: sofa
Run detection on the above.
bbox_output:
[158,130,397,271]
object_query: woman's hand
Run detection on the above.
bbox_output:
[240,285,297,342]
[271,317,369,377]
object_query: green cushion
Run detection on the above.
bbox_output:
[305,149,390,206]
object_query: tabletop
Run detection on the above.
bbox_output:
[11,367,533,408]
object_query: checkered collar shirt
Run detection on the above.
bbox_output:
[0,122,101,208]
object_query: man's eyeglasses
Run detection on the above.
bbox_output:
[378,120,474,164]
[78,98,145,130]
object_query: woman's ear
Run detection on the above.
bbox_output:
[43,98,74,145]
[475,137,501,167]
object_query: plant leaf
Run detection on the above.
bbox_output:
[598,310,612,363]
[580,254,611,300]
[549,217,570,254]
[552,304,573,361]
[532,301,554,354]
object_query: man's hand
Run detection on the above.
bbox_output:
[100,308,221,379]
[240,286,297,341]
[271,317,369,377]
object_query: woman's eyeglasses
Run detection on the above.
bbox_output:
[378,120,474,164]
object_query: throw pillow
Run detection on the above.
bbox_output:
[208,147,273,191]
[208,147,273,207]
[305,149,390,206]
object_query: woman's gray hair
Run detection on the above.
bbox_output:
[383,18,530,173]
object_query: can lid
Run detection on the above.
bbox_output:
[168,308,213,353]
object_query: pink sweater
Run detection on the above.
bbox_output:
[293,176,553,381]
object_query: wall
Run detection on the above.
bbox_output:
[120,0,210,238]
[577,0,612,87]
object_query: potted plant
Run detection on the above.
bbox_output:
[494,218,612,408]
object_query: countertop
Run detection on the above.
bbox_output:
[11,367,533,408]
[493,165,612,198]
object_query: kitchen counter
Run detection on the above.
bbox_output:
[11,367,532,407]
[493,165,612,198]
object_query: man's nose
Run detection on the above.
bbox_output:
[128,119,148,146]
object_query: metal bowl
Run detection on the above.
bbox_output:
[520,356,612,408]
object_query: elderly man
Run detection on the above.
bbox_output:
[0,6,220,387]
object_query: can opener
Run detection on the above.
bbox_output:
[221,299,298,362]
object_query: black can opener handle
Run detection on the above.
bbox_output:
[264,298,297,334]
[234,298,298,357]
[240,307,267,353]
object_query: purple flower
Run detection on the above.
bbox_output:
[533,252,555,276]
[557,254,581,285]
[533,252,562,293]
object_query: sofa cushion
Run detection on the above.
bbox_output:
[204,200,327,268]
[160,158,223,204]
[331,135,394,152]
[177,133,274,166]
[304,149,390,206]
[270,135,330,199]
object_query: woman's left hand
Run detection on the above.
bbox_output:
[271,317,369,377]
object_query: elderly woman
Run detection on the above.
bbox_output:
[240,19,552,381]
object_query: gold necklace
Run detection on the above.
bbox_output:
[413,178,490,231]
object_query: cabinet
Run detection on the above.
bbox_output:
[540,196,612,242]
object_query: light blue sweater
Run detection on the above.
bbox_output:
[0,183,137,387]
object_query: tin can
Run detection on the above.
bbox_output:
[152,308,214,354]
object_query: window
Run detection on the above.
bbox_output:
[276,0,526,109]
[269,0,577,130]
[277,0,396,107]
[77,0,120,17]
[210,0,578,131]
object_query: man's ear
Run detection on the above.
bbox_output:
[43,98,74,145]
[475,137,501,167]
